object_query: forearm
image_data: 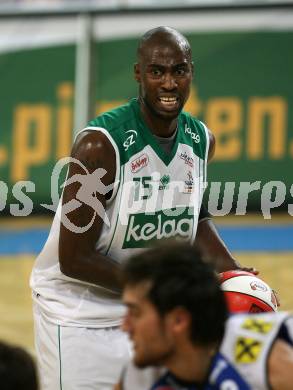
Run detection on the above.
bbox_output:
[60,248,124,293]
[194,218,241,273]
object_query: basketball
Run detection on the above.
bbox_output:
[220,270,278,313]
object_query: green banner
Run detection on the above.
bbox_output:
[0,30,292,212]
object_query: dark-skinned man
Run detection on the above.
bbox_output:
[30,26,253,390]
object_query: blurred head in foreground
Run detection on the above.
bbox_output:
[0,340,38,390]
[122,243,228,368]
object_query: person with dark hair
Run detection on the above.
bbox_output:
[120,244,293,390]
[0,341,38,390]
[30,26,252,389]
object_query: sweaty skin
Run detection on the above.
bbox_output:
[59,27,245,292]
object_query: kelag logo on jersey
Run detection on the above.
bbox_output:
[122,207,194,248]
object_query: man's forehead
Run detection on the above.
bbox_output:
[141,44,191,65]
[123,281,152,304]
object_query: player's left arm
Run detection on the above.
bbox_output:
[194,130,257,273]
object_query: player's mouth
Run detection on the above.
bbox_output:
[158,96,179,110]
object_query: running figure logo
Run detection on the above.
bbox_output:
[42,157,114,233]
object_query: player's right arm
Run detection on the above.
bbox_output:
[58,130,123,293]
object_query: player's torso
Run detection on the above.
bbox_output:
[30,99,209,326]
[90,98,209,262]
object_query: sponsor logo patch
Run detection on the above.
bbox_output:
[235,337,262,363]
[159,174,170,190]
[131,154,149,173]
[179,152,194,168]
[184,124,200,143]
[183,171,194,193]
[123,129,137,151]
[122,208,194,249]
[241,318,273,334]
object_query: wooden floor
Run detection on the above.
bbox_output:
[0,252,292,352]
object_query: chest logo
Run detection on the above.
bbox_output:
[123,129,137,151]
[159,174,170,190]
[235,337,262,363]
[131,154,149,173]
[179,152,194,168]
[122,208,194,249]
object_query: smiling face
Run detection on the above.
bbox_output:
[122,282,175,368]
[135,32,193,122]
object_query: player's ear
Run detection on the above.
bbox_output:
[191,61,194,78]
[134,63,141,83]
[167,307,190,335]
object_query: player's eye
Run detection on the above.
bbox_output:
[151,68,162,77]
[175,68,187,76]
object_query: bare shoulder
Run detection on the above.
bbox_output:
[69,130,116,185]
[72,130,115,166]
[268,338,293,389]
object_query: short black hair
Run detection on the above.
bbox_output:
[137,26,192,62]
[0,341,38,390]
[123,243,227,346]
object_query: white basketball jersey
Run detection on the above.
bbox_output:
[30,98,210,327]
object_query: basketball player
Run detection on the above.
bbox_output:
[121,244,293,390]
[30,26,252,389]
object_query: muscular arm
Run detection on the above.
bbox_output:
[268,339,293,390]
[195,218,241,273]
[58,130,123,293]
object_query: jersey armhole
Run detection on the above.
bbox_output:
[199,120,210,190]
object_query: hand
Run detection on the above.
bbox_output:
[272,289,281,307]
[237,266,259,275]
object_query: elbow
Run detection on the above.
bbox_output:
[59,257,73,278]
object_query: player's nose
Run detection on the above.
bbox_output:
[161,72,177,90]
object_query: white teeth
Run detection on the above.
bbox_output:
[160,97,177,103]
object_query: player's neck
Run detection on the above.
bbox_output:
[166,343,216,383]
[139,99,178,137]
